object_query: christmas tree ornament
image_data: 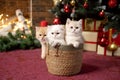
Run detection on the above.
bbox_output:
[53,17,61,24]
[99,36,109,47]
[108,0,117,8]
[70,0,76,6]
[40,20,48,27]
[70,12,75,19]
[107,42,118,51]
[70,8,75,19]
[61,8,64,12]
[107,28,118,51]
[99,10,105,17]
[72,8,75,13]
[83,0,88,9]
[64,4,71,13]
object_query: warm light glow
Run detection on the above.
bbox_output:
[0,14,9,26]
[0,13,32,33]
[0,14,3,19]
[6,14,9,17]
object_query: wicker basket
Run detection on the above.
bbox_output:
[46,44,83,76]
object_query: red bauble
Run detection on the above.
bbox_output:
[83,2,88,9]
[40,20,48,27]
[99,37,109,47]
[64,4,71,13]
[108,0,117,8]
[53,17,61,24]
[99,10,105,17]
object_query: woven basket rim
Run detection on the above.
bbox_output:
[48,44,83,51]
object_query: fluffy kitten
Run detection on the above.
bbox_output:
[65,18,84,48]
[47,25,66,47]
[36,27,47,59]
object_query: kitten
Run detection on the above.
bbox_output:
[65,18,84,48]
[36,27,47,59]
[47,25,66,47]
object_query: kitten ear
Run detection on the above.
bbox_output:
[60,25,65,31]
[47,25,51,28]
[78,19,82,24]
[66,18,71,24]
[78,19,82,25]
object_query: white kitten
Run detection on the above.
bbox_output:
[65,18,84,48]
[47,25,66,47]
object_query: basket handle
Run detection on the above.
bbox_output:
[47,43,61,57]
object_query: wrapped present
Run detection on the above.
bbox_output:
[82,31,98,51]
[97,45,120,56]
[113,33,120,46]
[97,28,120,56]
[82,18,101,31]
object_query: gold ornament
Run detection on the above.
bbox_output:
[107,43,118,51]
[70,0,76,6]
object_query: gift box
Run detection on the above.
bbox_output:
[82,31,98,51]
[82,18,101,31]
[97,45,120,56]
[113,33,120,46]
[97,28,120,56]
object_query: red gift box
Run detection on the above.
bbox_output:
[97,28,120,56]
[113,34,120,46]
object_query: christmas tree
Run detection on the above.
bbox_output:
[50,0,120,35]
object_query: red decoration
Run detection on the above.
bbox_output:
[53,17,61,24]
[99,10,105,17]
[113,34,120,46]
[64,4,71,13]
[108,0,117,8]
[40,20,48,27]
[83,1,88,9]
[99,36,109,47]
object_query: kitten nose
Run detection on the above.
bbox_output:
[72,29,75,32]
[41,36,44,39]
[53,34,57,38]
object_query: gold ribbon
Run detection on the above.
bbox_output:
[109,28,112,44]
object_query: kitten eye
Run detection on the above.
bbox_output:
[51,32,54,35]
[56,32,59,34]
[39,34,42,36]
[76,27,78,29]
[71,26,73,29]
[44,34,46,36]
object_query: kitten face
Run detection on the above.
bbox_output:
[47,25,65,39]
[36,27,47,42]
[66,18,82,34]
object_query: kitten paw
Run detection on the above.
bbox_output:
[54,43,61,48]
[51,42,61,48]
[67,42,71,46]
[73,43,79,48]
[41,54,46,59]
